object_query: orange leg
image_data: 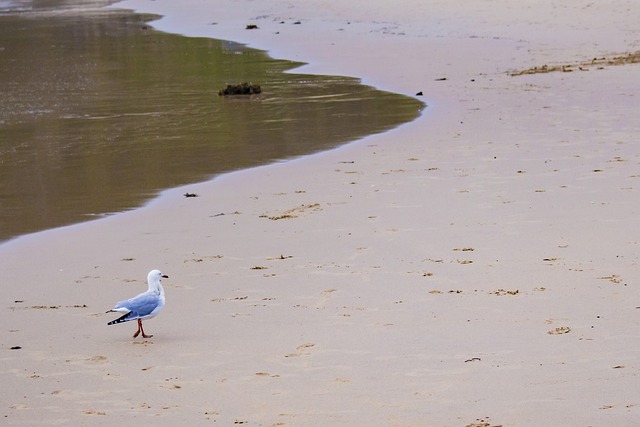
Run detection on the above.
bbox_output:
[132,318,153,339]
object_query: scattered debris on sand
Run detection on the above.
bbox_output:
[510,51,640,76]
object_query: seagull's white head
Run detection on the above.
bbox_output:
[147,269,168,289]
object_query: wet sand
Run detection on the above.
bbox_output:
[0,0,420,242]
[2,0,640,425]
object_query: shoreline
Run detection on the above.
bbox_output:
[2,1,640,425]
[0,0,422,244]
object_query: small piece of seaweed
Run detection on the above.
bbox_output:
[218,82,262,96]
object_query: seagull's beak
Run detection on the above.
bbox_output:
[162,274,169,278]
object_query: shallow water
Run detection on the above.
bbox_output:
[0,0,424,243]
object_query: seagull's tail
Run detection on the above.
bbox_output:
[107,311,134,325]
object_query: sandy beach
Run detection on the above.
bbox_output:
[2,0,640,425]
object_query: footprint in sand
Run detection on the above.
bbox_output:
[465,418,502,427]
[82,410,106,416]
[261,203,322,220]
[255,372,280,378]
[285,343,316,358]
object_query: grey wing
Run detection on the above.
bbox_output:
[116,292,159,318]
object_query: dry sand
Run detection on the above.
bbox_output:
[2,0,640,425]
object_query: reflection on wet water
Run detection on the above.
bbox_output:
[0,0,424,242]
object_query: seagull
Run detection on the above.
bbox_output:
[107,269,168,338]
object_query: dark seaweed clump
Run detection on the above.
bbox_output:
[218,82,262,96]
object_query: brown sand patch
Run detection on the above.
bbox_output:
[548,326,571,335]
